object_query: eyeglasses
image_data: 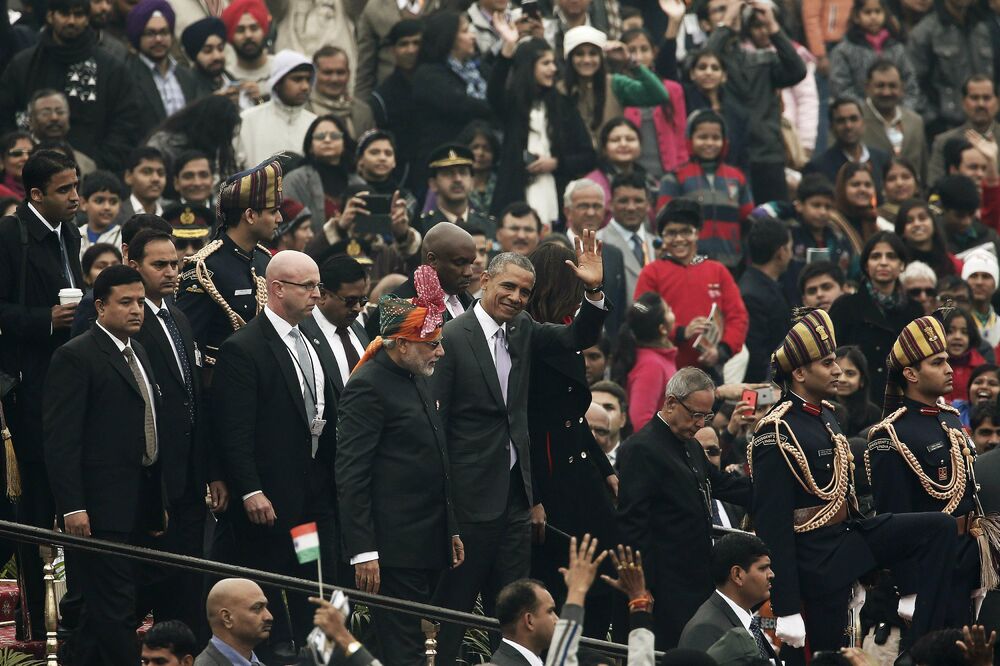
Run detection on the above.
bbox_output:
[277,279,323,291]
[142,28,172,39]
[328,292,368,308]
[314,131,344,141]
[6,149,32,158]
[661,227,698,239]
[34,108,67,119]
[704,445,721,456]
[907,287,937,298]
[676,398,714,424]
[590,426,611,437]
[413,339,443,349]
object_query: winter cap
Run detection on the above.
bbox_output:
[268,49,315,94]
[563,25,606,59]
[961,250,1000,285]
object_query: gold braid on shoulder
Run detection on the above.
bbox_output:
[749,401,853,533]
[186,240,269,333]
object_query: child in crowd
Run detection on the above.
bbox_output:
[943,307,986,405]
[954,363,1000,427]
[657,109,752,270]
[78,169,124,256]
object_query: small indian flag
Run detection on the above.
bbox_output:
[291,523,321,564]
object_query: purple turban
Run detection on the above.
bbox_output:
[125,0,176,49]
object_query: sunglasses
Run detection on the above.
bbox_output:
[907,287,937,298]
[328,293,368,308]
[7,149,32,158]
[314,131,344,141]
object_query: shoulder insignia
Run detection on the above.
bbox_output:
[939,402,960,416]
[867,437,893,453]
[868,406,906,435]
[255,242,271,254]
[187,239,222,264]
[821,400,837,410]
[185,284,205,294]
[752,431,789,448]
[753,400,792,433]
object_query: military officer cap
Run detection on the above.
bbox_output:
[427,143,474,172]
[217,157,283,219]
[771,307,838,380]
[884,315,947,414]
[163,202,214,239]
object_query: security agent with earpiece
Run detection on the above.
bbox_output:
[748,308,962,661]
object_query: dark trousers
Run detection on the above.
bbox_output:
[790,512,959,660]
[371,567,442,666]
[432,468,531,665]
[230,464,337,650]
[749,161,789,205]
[17,460,55,638]
[65,529,139,666]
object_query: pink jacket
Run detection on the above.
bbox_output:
[624,78,689,175]
[781,43,820,153]
[627,346,679,431]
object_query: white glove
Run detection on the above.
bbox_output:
[897,594,916,621]
[775,613,806,648]
[848,582,866,611]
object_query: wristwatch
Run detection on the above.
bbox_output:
[345,641,362,656]
[584,283,604,295]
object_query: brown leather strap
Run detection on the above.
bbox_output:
[793,503,847,529]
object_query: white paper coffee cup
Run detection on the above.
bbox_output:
[58,288,83,305]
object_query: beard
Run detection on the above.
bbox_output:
[235,38,264,61]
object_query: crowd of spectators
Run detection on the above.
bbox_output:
[7,0,1000,663]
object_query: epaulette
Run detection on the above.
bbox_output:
[256,242,271,254]
[753,400,792,436]
[868,406,906,434]
[822,400,837,410]
[939,402,960,416]
[185,238,222,266]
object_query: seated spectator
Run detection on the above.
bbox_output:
[611,291,677,433]
[804,98,891,205]
[894,198,961,278]
[598,171,656,305]
[635,199,748,377]
[908,0,993,137]
[829,230,922,398]
[369,18,424,189]
[307,46,375,140]
[828,1,920,108]
[657,109,753,270]
[0,131,34,200]
[26,90,97,176]
[124,0,199,141]
[678,532,776,659]
[963,250,1000,353]
[798,261,845,312]
[238,49,317,166]
[620,27,688,179]
[584,117,655,225]
[559,25,669,149]
[487,32,595,226]
[900,260,939,315]
[141,620,198,666]
[936,175,1000,257]
[197,578,272,666]
[221,0,272,105]
[955,364,1000,427]
[81,242,122,288]
[180,18,235,101]
[739,218,792,382]
[349,129,418,219]
[458,120,501,214]
[944,307,986,404]
[833,345,883,438]
[831,161,879,249]
[928,74,998,186]
[583,334,611,385]
[118,147,166,221]
[410,12,492,195]
[860,60,927,184]
[496,202,543,255]
[168,150,214,209]
[354,0,442,102]
[878,156,922,225]
[0,0,141,172]
[79,169,124,255]
[145,96,241,178]
[284,114,356,229]
[971,403,1000,452]
[417,144,496,238]
[267,199,314,253]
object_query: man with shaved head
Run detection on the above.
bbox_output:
[195,578,272,665]
[212,250,342,657]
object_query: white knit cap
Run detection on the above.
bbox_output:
[962,250,1000,285]
[563,25,607,59]
[268,49,315,94]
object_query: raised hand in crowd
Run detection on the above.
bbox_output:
[966,130,1000,185]
[558,534,609,606]
[338,191,370,234]
[389,190,410,240]
[567,228,605,294]
[958,625,997,666]
[496,12,521,58]
[600,545,652,608]
[660,0,686,39]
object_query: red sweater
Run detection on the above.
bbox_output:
[946,348,986,404]
[627,346,679,431]
[634,257,749,369]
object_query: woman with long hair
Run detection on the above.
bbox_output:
[893,198,961,278]
[832,161,879,249]
[954,363,1000,426]
[0,131,34,199]
[283,114,356,229]
[410,11,492,195]
[834,345,882,437]
[457,120,500,214]
[559,25,670,148]
[145,95,241,177]
[583,117,656,224]
[488,24,595,227]
[610,291,677,431]
[878,156,922,225]
[829,230,923,398]
[525,241,620,639]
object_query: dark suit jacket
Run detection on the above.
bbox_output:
[433,299,608,523]
[126,54,200,140]
[337,349,457,568]
[803,144,891,204]
[976,448,1000,513]
[0,204,84,463]
[212,313,338,529]
[489,641,534,666]
[601,244,627,342]
[43,326,165,533]
[678,591,745,651]
[300,315,370,396]
[134,301,208,501]
[738,266,790,383]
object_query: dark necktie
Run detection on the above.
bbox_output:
[749,615,771,660]
[630,233,646,267]
[158,308,194,422]
[336,327,361,372]
[711,499,723,527]
[123,347,157,465]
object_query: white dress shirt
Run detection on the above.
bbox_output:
[146,298,184,377]
[501,638,544,666]
[130,193,163,217]
[311,308,364,386]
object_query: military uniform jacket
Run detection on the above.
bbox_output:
[176,233,270,365]
[867,397,977,518]
[415,208,497,240]
[750,393,888,616]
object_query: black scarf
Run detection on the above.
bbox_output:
[37,26,97,65]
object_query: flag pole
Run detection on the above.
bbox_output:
[317,546,324,599]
